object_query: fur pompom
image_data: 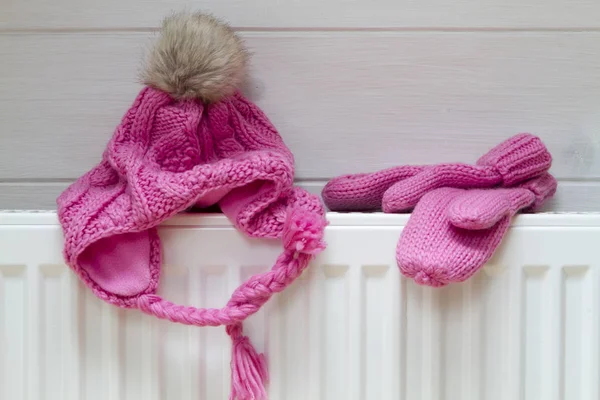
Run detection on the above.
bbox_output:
[141,11,249,103]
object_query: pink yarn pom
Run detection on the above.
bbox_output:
[413,271,446,287]
[228,324,269,400]
[282,207,328,255]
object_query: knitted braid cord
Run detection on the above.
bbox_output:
[136,208,327,400]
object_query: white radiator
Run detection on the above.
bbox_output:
[0,211,599,400]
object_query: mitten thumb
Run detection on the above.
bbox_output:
[448,173,557,230]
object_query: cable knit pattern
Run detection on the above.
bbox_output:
[396,173,557,287]
[57,86,327,400]
[321,133,552,213]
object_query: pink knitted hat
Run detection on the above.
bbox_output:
[56,12,327,400]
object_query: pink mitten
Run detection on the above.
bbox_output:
[322,165,427,211]
[382,133,552,213]
[397,173,557,287]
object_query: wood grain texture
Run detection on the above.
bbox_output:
[2,0,600,29]
[1,181,599,212]
[1,183,68,210]
[2,32,600,181]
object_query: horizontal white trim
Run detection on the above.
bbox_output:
[2,211,600,227]
[3,0,600,29]
[1,180,600,213]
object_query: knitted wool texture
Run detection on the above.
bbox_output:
[322,133,552,212]
[396,173,557,287]
[57,87,327,400]
[322,165,427,211]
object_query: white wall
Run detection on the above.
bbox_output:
[2,1,600,211]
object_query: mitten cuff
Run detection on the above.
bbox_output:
[476,133,552,186]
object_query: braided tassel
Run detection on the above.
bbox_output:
[135,206,327,400]
[228,324,269,400]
